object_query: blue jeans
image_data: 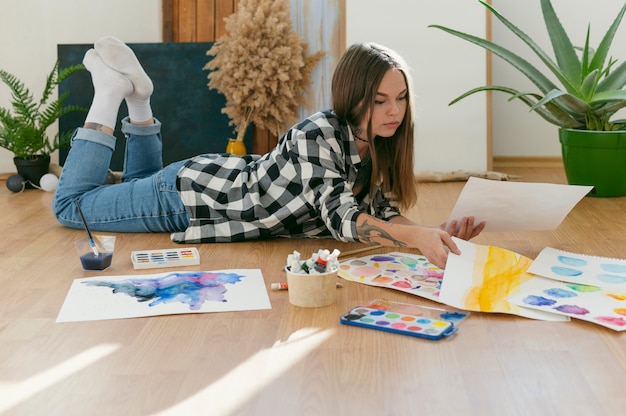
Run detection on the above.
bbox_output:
[52,117,190,233]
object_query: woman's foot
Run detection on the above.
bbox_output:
[94,36,154,123]
[83,48,132,131]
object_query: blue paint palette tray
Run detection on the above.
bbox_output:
[340,299,469,341]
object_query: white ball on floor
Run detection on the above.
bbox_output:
[39,173,59,192]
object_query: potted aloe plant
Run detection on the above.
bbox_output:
[0,61,85,188]
[430,0,626,197]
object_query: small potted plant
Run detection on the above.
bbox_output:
[204,0,324,155]
[0,61,85,188]
[430,0,626,197]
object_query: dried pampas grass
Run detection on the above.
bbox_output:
[205,0,324,142]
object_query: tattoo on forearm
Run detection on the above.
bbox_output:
[358,219,407,247]
[84,122,107,131]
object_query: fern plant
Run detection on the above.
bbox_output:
[0,61,85,159]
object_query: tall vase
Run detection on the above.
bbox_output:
[225,139,247,156]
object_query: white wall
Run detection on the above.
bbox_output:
[346,0,626,164]
[346,0,488,172]
[4,0,624,173]
[0,0,161,173]
[491,0,626,157]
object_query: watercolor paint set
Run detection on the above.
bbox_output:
[131,247,200,269]
[340,299,469,341]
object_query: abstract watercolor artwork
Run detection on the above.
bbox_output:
[528,247,626,290]
[337,252,444,301]
[439,238,569,321]
[507,277,626,331]
[56,269,271,323]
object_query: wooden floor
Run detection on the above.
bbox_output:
[1,167,625,416]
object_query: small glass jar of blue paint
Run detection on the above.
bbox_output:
[75,235,116,271]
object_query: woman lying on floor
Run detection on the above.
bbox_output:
[52,37,485,269]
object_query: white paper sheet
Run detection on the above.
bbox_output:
[507,276,626,331]
[338,251,444,301]
[56,269,271,323]
[446,177,592,232]
[528,247,626,290]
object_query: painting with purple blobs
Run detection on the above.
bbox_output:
[338,252,443,301]
[508,276,626,331]
[543,288,577,298]
[56,269,271,323]
[522,295,557,307]
[83,271,244,310]
[528,247,626,290]
[554,304,589,315]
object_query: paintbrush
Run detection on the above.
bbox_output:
[75,200,99,256]
[337,245,383,259]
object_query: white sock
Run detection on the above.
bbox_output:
[82,49,132,130]
[94,36,154,123]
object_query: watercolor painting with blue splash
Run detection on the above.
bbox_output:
[84,271,244,310]
[56,269,271,323]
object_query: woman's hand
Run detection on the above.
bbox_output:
[355,214,485,270]
[413,226,460,270]
[441,216,486,240]
[417,218,485,269]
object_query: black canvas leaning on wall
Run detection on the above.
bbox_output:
[58,42,252,171]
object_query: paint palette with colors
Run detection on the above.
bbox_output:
[340,305,459,341]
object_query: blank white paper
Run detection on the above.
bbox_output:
[446,177,592,232]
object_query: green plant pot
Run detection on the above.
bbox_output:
[14,155,50,189]
[559,129,626,197]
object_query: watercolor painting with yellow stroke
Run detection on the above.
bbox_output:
[439,238,568,321]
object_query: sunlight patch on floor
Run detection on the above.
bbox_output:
[158,327,335,415]
[0,343,120,413]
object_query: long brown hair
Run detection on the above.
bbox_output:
[331,42,417,210]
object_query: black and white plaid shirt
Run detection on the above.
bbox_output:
[172,110,401,243]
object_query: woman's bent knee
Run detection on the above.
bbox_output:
[51,194,79,229]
